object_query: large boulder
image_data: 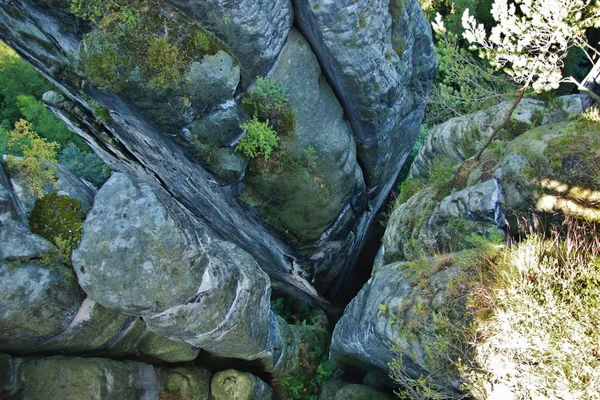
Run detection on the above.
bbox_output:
[294,0,437,192]
[242,29,365,245]
[73,173,208,316]
[331,258,468,398]
[156,366,211,400]
[0,0,435,301]
[211,369,273,400]
[169,0,293,87]
[12,356,158,400]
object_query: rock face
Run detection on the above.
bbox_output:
[0,0,435,300]
[211,369,273,400]
[294,0,437,193]
[334,109,599,395]
[156,366,212,400]
[9,356,159,400]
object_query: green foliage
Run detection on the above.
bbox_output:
[144,37,186,90]
[303,145,318,172]
[70,0,144,28]
[89,100,111,124]
[425,24,514,126]
[389,0,407,19]
[270,296,314,326]
[242,78,296,136]
[58,142,109,187]
[462,226,600,399]
[397,177,427,205]
[429,157,456,199]
[77,1,227,94]
[236,117,278,160]
[16,95,84,149]
[29,192,86,264]
[81,47,133,93]
[0,42,52,125]
[7,119,59,197]
[280,357,336,400]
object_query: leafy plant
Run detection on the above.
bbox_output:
[144,37,186,90]
[7,119,59,197]
[58,142,109,187]
[236,117,278,160]
[242,78,296,135]
[89,100,111,124]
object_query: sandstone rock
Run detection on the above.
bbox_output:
[243,29,365,244]
[0,261,84,352]
[211,369,273,400]
[184,52,240,111]
[409,99,567,179]
[156,366,211,400]
[72,173,208,316]
[333,384,392,400]
[294,0,436,192]
[169,0,293,86]
[14,356,158,400]
[331,259,467,397]
[137,331,199,363]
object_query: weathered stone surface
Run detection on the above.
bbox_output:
[0,262,84,352]
[168,0,293,86]
[190,100,247,147]
[14,356,158,400]
[72,173,208,316]
[333,384,392,400]
[294,0,436,192]
[409,99,567,179]
[156,366,211,400]
[144,239,273,360]
[331,259,465,396]
[319,379,351,400]
[243,29,365,245]
[137,331,199,363]
[0,163,53,261]
[184,52,240,110]
[211,369,273,400]
[33,298,129,354]
[0,0,435,301]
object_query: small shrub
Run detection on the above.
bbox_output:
[236,117,278,160]
[29,192,86,264]
[7,119,59,197]
[83,47,133,93]
[89,100,111,124]
[242,78,296,135]
[396,176,427,205]
[429,158,456,199]
[144,37,185,90]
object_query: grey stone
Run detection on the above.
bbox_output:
[211,369,273,400]
[333,383,392,400]
[331,260,466,397]
[0,353,12,395]
[409,99,567,179]
[184,52,240,110]
[72,173,208,316]
[169,0,293,86]
[195,143,248,184]
[32,298,129,354]
[143,239,273,361]
[244,29,365,244]
[294,0,436,192]
[319,379,351,400]
[137,331,200,363]
[14,356,158,400]
[156,366,211,400]
[191,100,247,147]
[0,262,84,352]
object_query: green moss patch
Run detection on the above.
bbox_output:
[77,0,232,93]
[29,192,85,263]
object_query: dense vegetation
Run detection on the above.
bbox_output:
[0,41,109,186]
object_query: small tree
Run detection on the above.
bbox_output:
[7,119,59,197]
[460,0,600,160]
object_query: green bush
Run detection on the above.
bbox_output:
[82,47,133,93]
[89,99,111,124]
[236,117,278,160]
[242,77,296,135]
[144,37,185,90]
[58,142,109,187]
[29,192,86,264]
